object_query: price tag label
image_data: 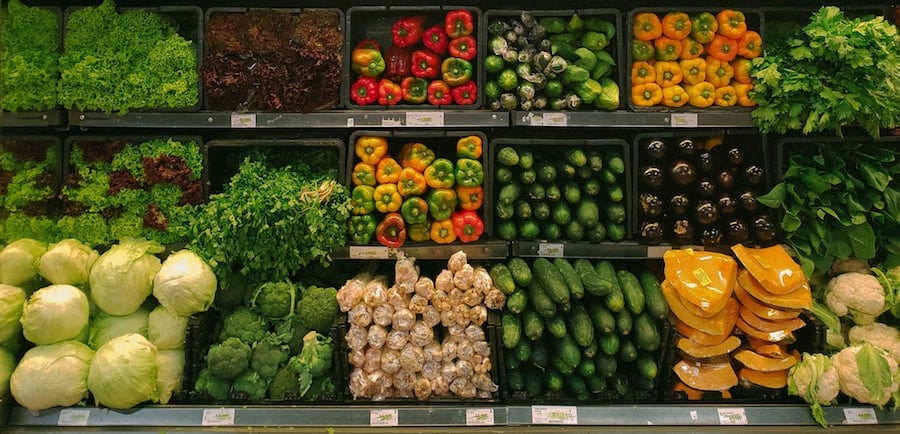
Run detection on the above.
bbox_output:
[532,406,578,425]
[58,409,90,426]
[528,113,543,126]
[230,113,257,128]
[646,246,671,258]
[671,113,698,128]
[717,408,748,425]
[689,410,699,421]
[542,112,568,127]
[370,409,398,426]
[537,243,564,257]
[347,117,355,127]
[466,408,495,426]
[202,408,236,426]
[348,246,391,259]
[406,111,444,127]
[844,408,878,424]
[381,116,403,127]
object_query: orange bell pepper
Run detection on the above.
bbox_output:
[374,183,403,213]
[355,136,388,165]
[376,157,402,184]
[706,58,734,88]
[680,37,704,59]
[633,12,662,41]
[631,61,657,85]
[352,162,377,186]
[662,12,692,40]
[707,34,738,62]
[655,61,683,88]
[685,82,715,108]
[714,85,737,107]
[397,167,428,197]
[737,30,762,58]
[733,83,756,107]
[654,36,682,61]
[399,142,435,172]
[716,9,747,39]
[456,185,484,211]
[632,83,663,107]
[430,219,457,244]
[732,58,753,84]
[662,85,689,108]
[690,12,718,44]
[680,58,707,85]
[456,135,482,159]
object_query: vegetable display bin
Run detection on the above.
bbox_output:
[343,6,484,110]
[203,8,345,112]
[346,130,490,246]
[0,135,63,244]
[482,9,624,111]
[624,8,763,112]
[487,137,632,244]
[631,129,772,248]
[0,4,62,114]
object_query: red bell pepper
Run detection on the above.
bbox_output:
[376,212,407,248]
[411,50,441,79]
[392,15,427,48]
[422,25,449,55]
[401,77,428,104]
[427,80,453,105]
[448,36,477,61]
[451,210,483,243]
[378,79,402,106]
[356,39,382,50]
[450,81,478,105]
[445,9,474,38]
[350,75,378,106]
[385,44,414,81]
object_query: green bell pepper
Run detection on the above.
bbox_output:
[563,65,590,84]
[350,185,376,215]
[538,17,566,34]
[348,214,377,244]
[581,31,608,52]
[426,188,458,221]
[441,57,473,86]
[632,39,655,62]
[401,196,429,225]
[425,158,456,189]
[573,47,597,71]
[455,158,484,187]
[584,17,615,40]
[574,78,603,104]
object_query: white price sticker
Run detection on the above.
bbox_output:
[58,409,90,426]
[689,410,699,421]
[202,408,235,426]
[542,112,568,127]
[348,246,391,259]
[528,113,543,126]
[381,116,403,127]
[844,408,878,424]
[370,409,398,426]
[537,243,565,257]
[406,111,444,127]
[671,113,698,128]
[532,406,578,425]
[717,408,748,425]
[347,117,355,127]
[466,408,495,426]
[230,113,257,128]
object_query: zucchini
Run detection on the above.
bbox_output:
[533,258,571,311]
[574,258,608,296]
[564,221,585,242]
[629,367,656,391]
[617,269,646,315]
[618,336,638,363]
[635,353,658,380]
[506,289,528,314]
[606,184,624,202]
[501,312,521,350]
[595,261,624,312]
[541,222,562,240]
[615,308,633,336]
[545,315,567,338]
[553,257,584,300]
[528,281,557,319]
[599,332,619,356]
[504,348,521,370]
[633,311,661,352]
[522,309,545,341]
[496,220,517,241]
[567,304,594,347]
[599,168,617,185]
[639,271,668,320]
[605,222,626,241]
[588,300,616,335]
[507,257,533,287]
[519,220,540,240]
[595,353,618,378]
[489,263,516,295]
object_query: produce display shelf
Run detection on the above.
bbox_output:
[0,110,65,127]
[511,240,704,258]
[333,240,510,260]
[511,110,755,128]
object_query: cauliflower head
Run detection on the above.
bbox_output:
[825,272,885,325]
[849,322,900,362]
[832,342,899,408]
[788,352,840,428]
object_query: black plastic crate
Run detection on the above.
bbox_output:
[624,8,764,112]
[344,6,484,110]
[487,137,632,243]
[202,8,345,112]
[483,9,624,111]
[632,129,773,248]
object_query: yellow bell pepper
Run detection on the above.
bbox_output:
[733,83,756,107]
[706,58,734,88]
[732,58,753,84]
[680,58,707,85]
[662,85,689,108]
[631,61,656,85]
[679,37,704,60]
[355,136,388,165]
[714,85,737,107]
[374,183,403,213]
[631,83,663,107]
[430,219,457,244]
[685,82,715,108]
[376,157,402,184]
[655,61,683,88]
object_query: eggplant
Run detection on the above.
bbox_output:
[697,178,716,198]
[700,226,723,247]
[640,165,665,189]
[644,139,667,160]
[639,192,663,217]
[724,145,744,166]
[676,138,695,156]
[695,200,718,225]
[695,151,714,173]
[743,164,765,185]
[672,218,694,245]
[753,214,778,243]
[716,169,735,190]
[716,194,737,215]
[739,190,759,213]
[726,219,750,244]
[669,159,696,186]
[640,220,664,244]
[669,194,690,215]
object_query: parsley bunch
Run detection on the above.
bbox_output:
[751,7,900,137]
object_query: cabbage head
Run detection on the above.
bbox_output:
[0,238,47,287]
[88,333,160,409]
[153,249,217,317]
[0,284,26,343]
[21,284,90,345]
[157,348,185,404]
[38,238,99,285]
[148,305,187,349]
[89,238,163,315]
[10,340,94,411]
[89,308,150,350]
[0,347,15,396]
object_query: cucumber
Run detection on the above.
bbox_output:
[635,353,658,380]
[544,183,562,202]
[532,201,551,221]
[576,164,593,180]
[582,178,602,197]
[564,221,585,241]
[617,269,646,315]
[553,334,581,374]
[595,353,618,378]
[553,257,584,300]
[552,201,572,226]
[606,184,624,203]
[565,374,588,398]
[514,199,533,220]
[618,336,638,363]
[495,165,513,183]
[541,222,562,240]
[524,365,545,397]
[489,263,516,295]
[501,312,521,350]
[563,181,582,204]
[506,368,525,391]
[587,222,606,242]
[599,168,617,185]
[587,151,603,172]
[595,261,624,312]
[497,146,519,166]
[576,200,600,228]
[533,258,571,311]
[519,219,540,240]
[557,161,576,179]
[605,222,626,241]
[615,308,633,336]
[545,368,565,390]
[587,373,607,394]
[514,338,533,362]
[519,168,537,185]
[518,149,534,169]
[608,371,629,396]
[530,339,549,369]
[574,258,608,296]
[527,183,546,200]
[498,182,522,205]
[633,311,661,352]
[593,260,621,300]
[496,218,516,241]
[599,332,619,356]
[639,271,668,320]
[507,257,533,287]
[566,148,588,167]
[604,151,626,175]
[522,309,545,341]
[504,348,521,370]
[506,289,528,314]
[605,202,626,224]
[582,340,599,358]
[545,315,567,338]
[536,161,557,183]
[629,367,656,391]
[495,202,514,220]
[588,301,616,335]
[528,281,557,319]
[567,304,594,347]
[577,358,596,378]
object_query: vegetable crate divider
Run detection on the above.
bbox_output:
[346,129,491,240]
[342,5,484,110]
[487,137,632,243]
[483,8,625,110]
[759,5,889,42]
[631,129,774,248]
[0,5,63,114]
[624,7,763,112]
[659,311,824,404]
[202,7,345,112]
[61,5,204,112]
[203,138,346,199]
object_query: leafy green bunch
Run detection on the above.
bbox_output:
[751,6,900,137]
[0,0,60,111]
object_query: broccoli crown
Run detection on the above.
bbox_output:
[194,367,232,401]
[251,333,291,379]
[288,331,334,397]
[219,306,269,345]
[231,370,269,401]
[252,281,297,319]
[304,375,336,401]
[295,285,339,333]
[206,336,252,380]
[267,364,300,400]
